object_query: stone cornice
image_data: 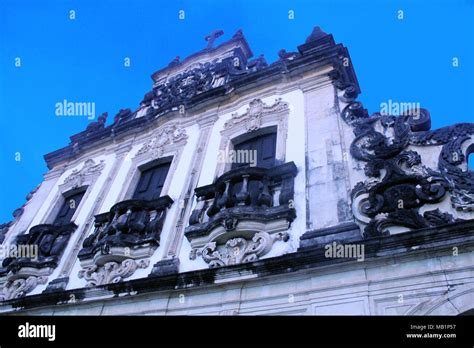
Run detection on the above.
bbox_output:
[2,219,473,312]
[43,29,358,170]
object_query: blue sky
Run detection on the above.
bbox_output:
[0,0,473,223]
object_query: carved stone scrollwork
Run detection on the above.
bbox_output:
[135,124,188,159]
[410,123,474,211]
[0,276,47,301]
[351,150,453,238]
[78,259,149,287]
[224,98,289,132]
[142,47,260,115]
[339,84,473,236]
[190,232,289,268]
[62,159,105,190]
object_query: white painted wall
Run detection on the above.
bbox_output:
[30,153,116,295]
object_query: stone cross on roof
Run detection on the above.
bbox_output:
[204,29,224,49]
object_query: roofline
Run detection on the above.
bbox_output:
[150,31,254,82]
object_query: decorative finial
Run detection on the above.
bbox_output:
[278,49,297,61]
[205,29,224,49]
[98,112,108,123]
[85,112,107,133]
[168,56,180,68]
[305,26,328,43]
[232,29,243,39]
[278,49,288,60]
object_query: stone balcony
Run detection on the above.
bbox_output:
[0,223,76,279]
[77,196,173,287]
[0,223,76,300]
[185,162,297,268]
[79,196,173,266]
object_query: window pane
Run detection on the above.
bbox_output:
[233,132,276,168]
[133,162,171,200]
[53,190,85,225]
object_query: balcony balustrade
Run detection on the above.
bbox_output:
[78,196,173,265]
[0,223,76,278]
[185,162,297,267]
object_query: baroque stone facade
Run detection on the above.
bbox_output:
[0,27,472,315]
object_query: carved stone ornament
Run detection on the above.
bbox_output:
[142,45,256,115]
[78,258,149,287]
[135,124,188,159]
[190,231,289,268]
[0,276,47,301]
[224,98,289,131]
[339,85,473,237]
[62,159,105,189]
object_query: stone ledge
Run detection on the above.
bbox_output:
[43,277,69,294]
[299,222,362,250]
[148,258,180,278]
[2,219,473,312]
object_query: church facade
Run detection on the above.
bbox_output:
[0,27,473,315]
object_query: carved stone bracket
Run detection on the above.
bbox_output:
[78,259,149,287]
[0,275,47,301]
[190,231,289,268]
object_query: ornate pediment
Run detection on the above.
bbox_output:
[141,30,267,116]
[224,98,289,132]
[62,159,105,190]
[135,124,188,159]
